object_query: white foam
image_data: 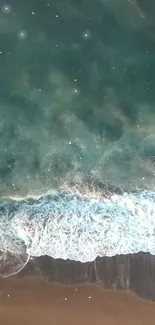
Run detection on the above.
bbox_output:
[5,189,155,262]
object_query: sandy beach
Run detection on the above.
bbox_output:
[0,276,155,325]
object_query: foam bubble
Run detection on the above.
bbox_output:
[1,4,12,14]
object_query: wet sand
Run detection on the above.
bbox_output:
[1,276,155,325]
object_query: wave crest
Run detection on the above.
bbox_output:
[0,189,154,265]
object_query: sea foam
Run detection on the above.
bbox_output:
[0,189,155,266]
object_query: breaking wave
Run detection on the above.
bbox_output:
[0,188,155,276]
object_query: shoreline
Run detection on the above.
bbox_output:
[1,252,155,302]
[18,252,155,301]
[1,275,155,325]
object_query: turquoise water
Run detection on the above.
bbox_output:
[0,0,155,195]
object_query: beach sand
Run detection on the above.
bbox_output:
[0,276,155,325]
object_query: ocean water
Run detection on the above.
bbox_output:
[0,0,155,276]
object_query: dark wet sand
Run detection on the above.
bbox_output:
[1,276,155,325]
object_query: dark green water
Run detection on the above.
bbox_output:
[0,0,155,197]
